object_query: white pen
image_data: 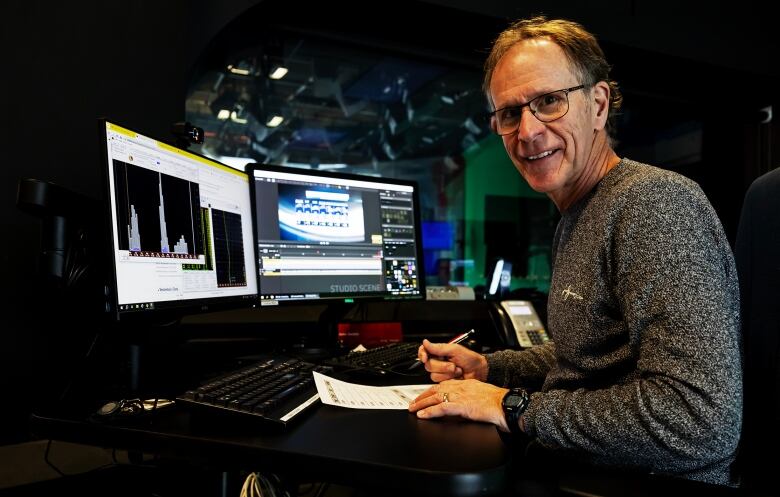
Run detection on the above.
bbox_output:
[407,329,476,370]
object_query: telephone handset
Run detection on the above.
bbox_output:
[490,300,549,348]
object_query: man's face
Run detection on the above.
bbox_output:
[489,39,600,207]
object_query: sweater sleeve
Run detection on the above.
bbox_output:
[523,177,742,483]
[486,342,557,389]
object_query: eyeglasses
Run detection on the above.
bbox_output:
[488,84,588,136]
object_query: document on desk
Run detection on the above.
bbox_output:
[313,371,430,410]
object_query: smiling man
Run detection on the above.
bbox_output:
[409,17,742,486]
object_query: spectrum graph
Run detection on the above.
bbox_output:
[113,159,203,258]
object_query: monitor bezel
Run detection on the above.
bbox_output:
[245,163,426,307]
[98,118,259,324]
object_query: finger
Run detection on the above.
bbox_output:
[408,391,445,412]
[416,399,461,419]
[430,372,458,383]
[426,357,458,375]
[422,339,458,358]
[409,390,450,413]
[411,385,438,404]
[417,344,428,363]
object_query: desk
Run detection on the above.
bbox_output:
[31,400,511,496]
[31,400,753,497]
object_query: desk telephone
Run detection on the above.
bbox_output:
[490,300,549,348]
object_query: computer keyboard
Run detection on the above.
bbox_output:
[325,342,422,376]
[176,357,331,427]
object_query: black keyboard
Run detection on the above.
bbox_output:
[325,342,421,375]
[176,357,331,427]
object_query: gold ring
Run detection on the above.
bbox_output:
[442,392,449,403]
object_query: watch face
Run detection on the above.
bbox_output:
[503,392,526,411]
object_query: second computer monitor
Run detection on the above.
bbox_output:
[247,164,424,305]
[101,119,258,322]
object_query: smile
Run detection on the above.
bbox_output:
[525,150,556,160]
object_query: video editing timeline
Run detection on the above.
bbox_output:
[103,122,257,312]
[249,166,422,303]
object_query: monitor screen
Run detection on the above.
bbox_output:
[247,164,424,305]
[100,120,258,321]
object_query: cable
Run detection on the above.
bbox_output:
[312,482,330,497]
[43,440,66,477]
[240,472,295,497]
[241,473,268,497]
[241,473,264,497]
[298,482,330,497]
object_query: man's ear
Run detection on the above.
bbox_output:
[592,81,610,131]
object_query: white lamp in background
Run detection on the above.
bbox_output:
[266,115,284,127]
[269,66,289,80]
[227,64,251,76]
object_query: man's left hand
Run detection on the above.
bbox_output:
[408,379,510,431]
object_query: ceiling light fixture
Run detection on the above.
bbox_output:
[227,64,251,76]
[463,117,482,135]
[266,115,284,127]
[230,111,248,124]
[269,66,289,80]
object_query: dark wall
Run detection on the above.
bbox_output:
[427,0,780,81]
[1,0,187,443]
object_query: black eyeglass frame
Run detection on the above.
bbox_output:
[488,84,590,136]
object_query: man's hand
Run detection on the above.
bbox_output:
[408,379,509,431]
[416,339,488,383]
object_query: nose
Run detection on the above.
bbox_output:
[515,107,545,143]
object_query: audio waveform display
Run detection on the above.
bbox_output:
[113,159,203,259]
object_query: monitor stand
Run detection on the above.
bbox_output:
[118,320,183,398]
[287,302,355,360]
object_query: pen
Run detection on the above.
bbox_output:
[407,329,476,370]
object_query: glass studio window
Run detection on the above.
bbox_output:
[185,25,555,294]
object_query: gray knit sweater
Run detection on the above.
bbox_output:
[486,159,742,486]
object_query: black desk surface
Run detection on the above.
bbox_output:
[31,399,511,496]
[31,400,754,497]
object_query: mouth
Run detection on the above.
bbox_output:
[524,149,558,161]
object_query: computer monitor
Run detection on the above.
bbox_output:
[246,164,425,305]
[99,119,258,322]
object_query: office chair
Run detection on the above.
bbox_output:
[734,166,780,492]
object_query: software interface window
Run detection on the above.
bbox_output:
[249,167,422,304]
[103,122,258,312]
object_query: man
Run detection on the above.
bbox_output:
[408,17,741,486]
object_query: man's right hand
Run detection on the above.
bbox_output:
[417,339,489,383]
